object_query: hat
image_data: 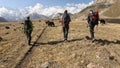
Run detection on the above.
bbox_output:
[89,10,93,13]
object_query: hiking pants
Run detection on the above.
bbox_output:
[63,24,69,40]
[89,23,95,39]
[26,30,32,44]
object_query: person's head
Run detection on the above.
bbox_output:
[89,10,93,14]
[27,16,30,20]
[64,10,68,14]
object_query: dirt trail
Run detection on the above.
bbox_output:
[15,26,47,68]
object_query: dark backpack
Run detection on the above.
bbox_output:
[24,20,31,29]
[63,14,71,24]
[91,12,99,25]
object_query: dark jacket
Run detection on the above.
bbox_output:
[62,13,71,26]
[24,19,33,32]
[88,12,99,26]
[87,13,96,25]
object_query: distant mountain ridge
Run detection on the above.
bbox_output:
[5,13,48,22]
[52,13,73,20]
[28,13,48,20]
[0,17,7,22]
[0,7,49,22]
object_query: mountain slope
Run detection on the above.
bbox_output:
[73,0,119,20]
[29,13,48,20]
[0,17,7,22]
[102,3,120,18]
[94,0,118,4]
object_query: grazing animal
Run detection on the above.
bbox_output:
[45,21,55,27]
[99,19,105,25]
[39,20,41,22]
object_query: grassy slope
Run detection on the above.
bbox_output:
[103,3,120,18]
[73,3,112,20]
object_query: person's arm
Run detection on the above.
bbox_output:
[87,15,90,24]
[68,15,71,23]
[30,20,33,30]
[87,15,91,28]
[66,14,71,24]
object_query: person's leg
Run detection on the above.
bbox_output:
[25,31,30,45]
[28,30,32,45]
[90,24,95,40]
[65,25,69,40]
[26,31,29,40]
[63,27,66,40]
[64,27,67,40]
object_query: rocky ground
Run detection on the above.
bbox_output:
[0,20,120,68]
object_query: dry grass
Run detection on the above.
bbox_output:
[0,21,46,68]
[103,3,120,18]
[0,20,120,68]
[73,1,120,20]
[10,20,120,68]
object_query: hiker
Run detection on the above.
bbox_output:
[87,10,99,41]
[24,16,33,45]
[62,10,71,41]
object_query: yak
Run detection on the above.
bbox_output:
[45,21,55,27]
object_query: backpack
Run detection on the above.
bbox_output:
[24,20,32,30]
[90,12,99,25]
[63,13,71,24]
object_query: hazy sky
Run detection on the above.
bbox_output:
[0,0,94,19]
[0,0,94,8]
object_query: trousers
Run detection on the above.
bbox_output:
[63,24,69,40]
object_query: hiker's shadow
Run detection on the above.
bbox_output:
[94,39,120,45]
[68,38,83,42]
[85,36,120,45]
[34,38,83,46]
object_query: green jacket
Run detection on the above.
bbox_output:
[24,20,33,32]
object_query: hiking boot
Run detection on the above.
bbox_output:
[28,42,30,45]
[28,41,31,45]
[64,38,67,41]
[92,38,95,42]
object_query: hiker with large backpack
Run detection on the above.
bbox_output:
[24,16,33,45]
[87,10,99,41]
[62,10,71,41]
